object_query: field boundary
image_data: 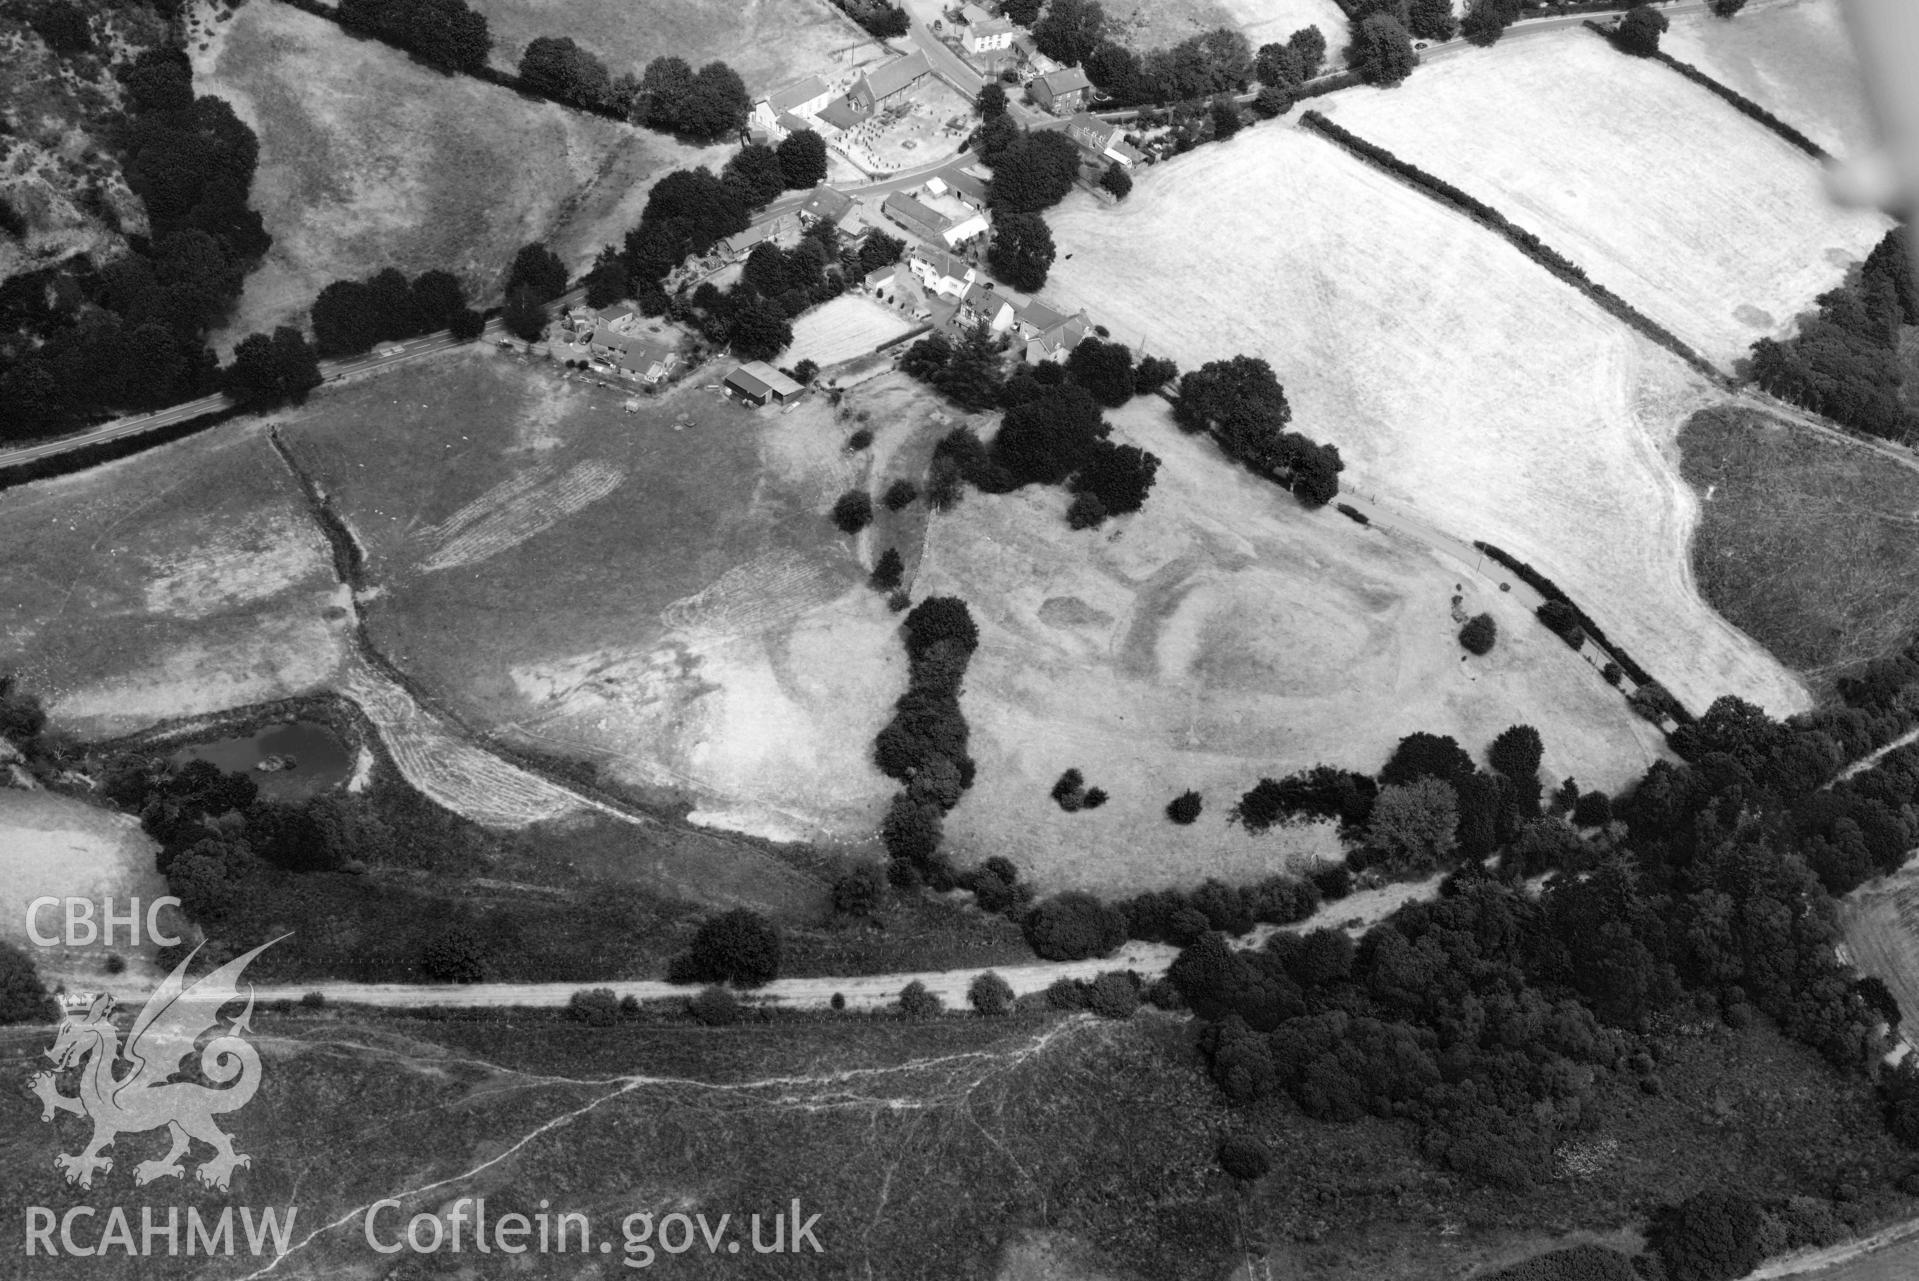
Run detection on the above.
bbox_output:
[0,404,243,492]
[1297,109,1727,383]
[1474,540,1694,724]
[1580,21,1829,160]
[268,0,651,132]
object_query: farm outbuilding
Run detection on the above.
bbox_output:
[725,361,805,406]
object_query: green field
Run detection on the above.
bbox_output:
[1678,405,1919,682]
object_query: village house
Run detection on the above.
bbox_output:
[864,261,902,295]
[1063,113,1146,169]
[955,280,1017,333]
[1028,66,1093,114]
[907,245,976,299]
[725,361,805,406]
[750,75,834,141]
[959,3,1016,54]
[1012,32,1060,76]
[720,213,798,262]
[798,184,856,229]
[1013,297,1091,363]
[591,329,680,385]
[845,50,932,115]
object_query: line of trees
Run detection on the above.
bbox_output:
[517,46,752,143]
[1173,354,1343,506]
[1299,110,1723,381]
[1,49,270,434]
[1748,227,1919,443]
[309,265,486,357]
[1639,48,1826,159]
[876,597,982,890]
[336,0,491,74]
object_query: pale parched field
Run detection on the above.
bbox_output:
[785,295,919,369]
[920,399,1669,895]
[460,0,871,89]
[191,1,726,347]
[1045,122,1808,722]
[1322,31,1889,368]
[1662,0,1877,159]
[0,427,351,739]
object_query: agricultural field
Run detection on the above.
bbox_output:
[785,295,920,369]
[274,346,910,845]
[1322,30,1889,368]
[0,425,351,739]
[190,0,726,346]
[1107,0,1348,59]
[1044,121,1809,724]
[1678,406,1919,683]
[461,0,871,90]
[1663,0,1877,159]
[920,398,1669,894]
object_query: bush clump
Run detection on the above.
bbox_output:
[1166,790,1203,824]
[969,971,1015,1016]
[1459,612,1497,655]
[1023,892,1127,961]
[671,909,782,987]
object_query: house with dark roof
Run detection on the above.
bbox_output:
[955,281,1016,333]
[798,185,855,228]
[846,51,931,114]
[816,96,867,133]
[720,213,797,261]
[1029,66,1092,115]
[724,361,805,406]
[934,169,991,209]
[882,192,952,244]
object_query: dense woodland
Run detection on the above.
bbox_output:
[1749,228,1919,443]
[0,46,269,436]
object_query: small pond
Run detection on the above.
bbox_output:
[171,721,354,801]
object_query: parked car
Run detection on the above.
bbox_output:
[375,343,406,357]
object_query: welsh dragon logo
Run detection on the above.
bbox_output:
[30,939,280,1191]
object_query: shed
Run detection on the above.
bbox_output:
[725,361,805,406]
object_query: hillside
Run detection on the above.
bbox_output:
[190,0,727,346]
[1322,30,1888,368]
[1044,119,1809,723]
[0,0,171,282]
